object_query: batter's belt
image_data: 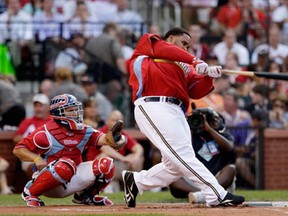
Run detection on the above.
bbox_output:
[144,96,183,107]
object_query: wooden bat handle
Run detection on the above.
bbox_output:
[222,69,255,77]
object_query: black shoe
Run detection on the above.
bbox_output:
[217,192,245,207]
[122,170,138,208]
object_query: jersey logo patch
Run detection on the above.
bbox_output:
[175,61,190,77]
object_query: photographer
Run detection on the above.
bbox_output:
[169,107,236,204]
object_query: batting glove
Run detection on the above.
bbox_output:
[205,66,222,78]
[193,57,222,78]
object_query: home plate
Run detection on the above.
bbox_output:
[244,201,288,207]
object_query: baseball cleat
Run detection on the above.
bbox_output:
[217,192,245,207]
[122,170,138,208]
[21,191,45,207]
[72,193,114,206]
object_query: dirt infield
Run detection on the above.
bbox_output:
[0,203,288,216]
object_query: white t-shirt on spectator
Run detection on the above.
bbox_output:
[0,10,33,43]
[213,42,250,66]
[251,43,288,65]
[33,12,66,41]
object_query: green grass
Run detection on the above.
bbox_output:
[1,190,288,206]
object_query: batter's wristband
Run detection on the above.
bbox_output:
[33,156,42,163]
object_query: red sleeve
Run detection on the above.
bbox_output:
[15,119,29,135]
[132,33,195,64]
[187,68,214,99]
[118,132,137,155]
[13,126,49,155]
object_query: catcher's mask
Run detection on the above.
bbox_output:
[50,94,84,130]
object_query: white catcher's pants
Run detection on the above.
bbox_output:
[44,161,96,198]
[133,97,227,206]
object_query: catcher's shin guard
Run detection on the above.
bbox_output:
[25,158,77,196]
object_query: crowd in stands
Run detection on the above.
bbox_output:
[0,0,288,192]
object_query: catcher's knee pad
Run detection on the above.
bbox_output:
[53,157,77,182]
[27,158,77,196]
[92,157,115,180]
[92,157,115,192]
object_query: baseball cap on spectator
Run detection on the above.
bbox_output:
[32,94,50,105]
[80,74,97,85]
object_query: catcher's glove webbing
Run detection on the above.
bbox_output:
[105,120,126,149]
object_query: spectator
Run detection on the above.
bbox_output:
[169,108,236,203]
[187,24,211,61]
[0,0,33,70]
[80,73,113,121]
[242,0,266,51]
[84,110,144,193]
[268,95,288,129]
[251,25,288,66]
[117,27,134,61]
[109,0,143,35]
[233,76,253,108]
[213,29,250,67]
[272,0,288,44]
[49,67,88,103]
[148,24,161,36]
[104,79,127,115]
[22,0,42,16]
[13,93,52,177]
[216,0,242,36]
[220,88,252,146]
[83,97,104,129]
[54,33,87,79]
[64,1,101,40]
[0,0,33,44]
[244,84,271,126]
[39,78,54,97]
[223,52,245,84]
[0,156,13,194]
[0,75,26,130]
[84,22,127,84]
[235,109,265,189]
[33,0,66,42]
[86,0,117,24]
[0,0,7,14]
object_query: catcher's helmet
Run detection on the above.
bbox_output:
[50,94,84,130]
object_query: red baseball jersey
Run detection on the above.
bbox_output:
[15,116,52,138]
[14,120,103,165]
[128,33,214,109]
[83,125,137,161]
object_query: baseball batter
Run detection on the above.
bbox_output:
[13,94,126,207]
[122,27,245,207]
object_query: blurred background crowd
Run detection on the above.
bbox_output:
[0,0,288,194]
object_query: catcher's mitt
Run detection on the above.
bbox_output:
[105,120,126,149]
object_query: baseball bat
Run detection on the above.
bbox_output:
[222,69,288,81]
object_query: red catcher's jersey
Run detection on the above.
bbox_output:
[128,33,214,109]
[14,120,103,165]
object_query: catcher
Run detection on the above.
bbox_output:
[13,94,126,207]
